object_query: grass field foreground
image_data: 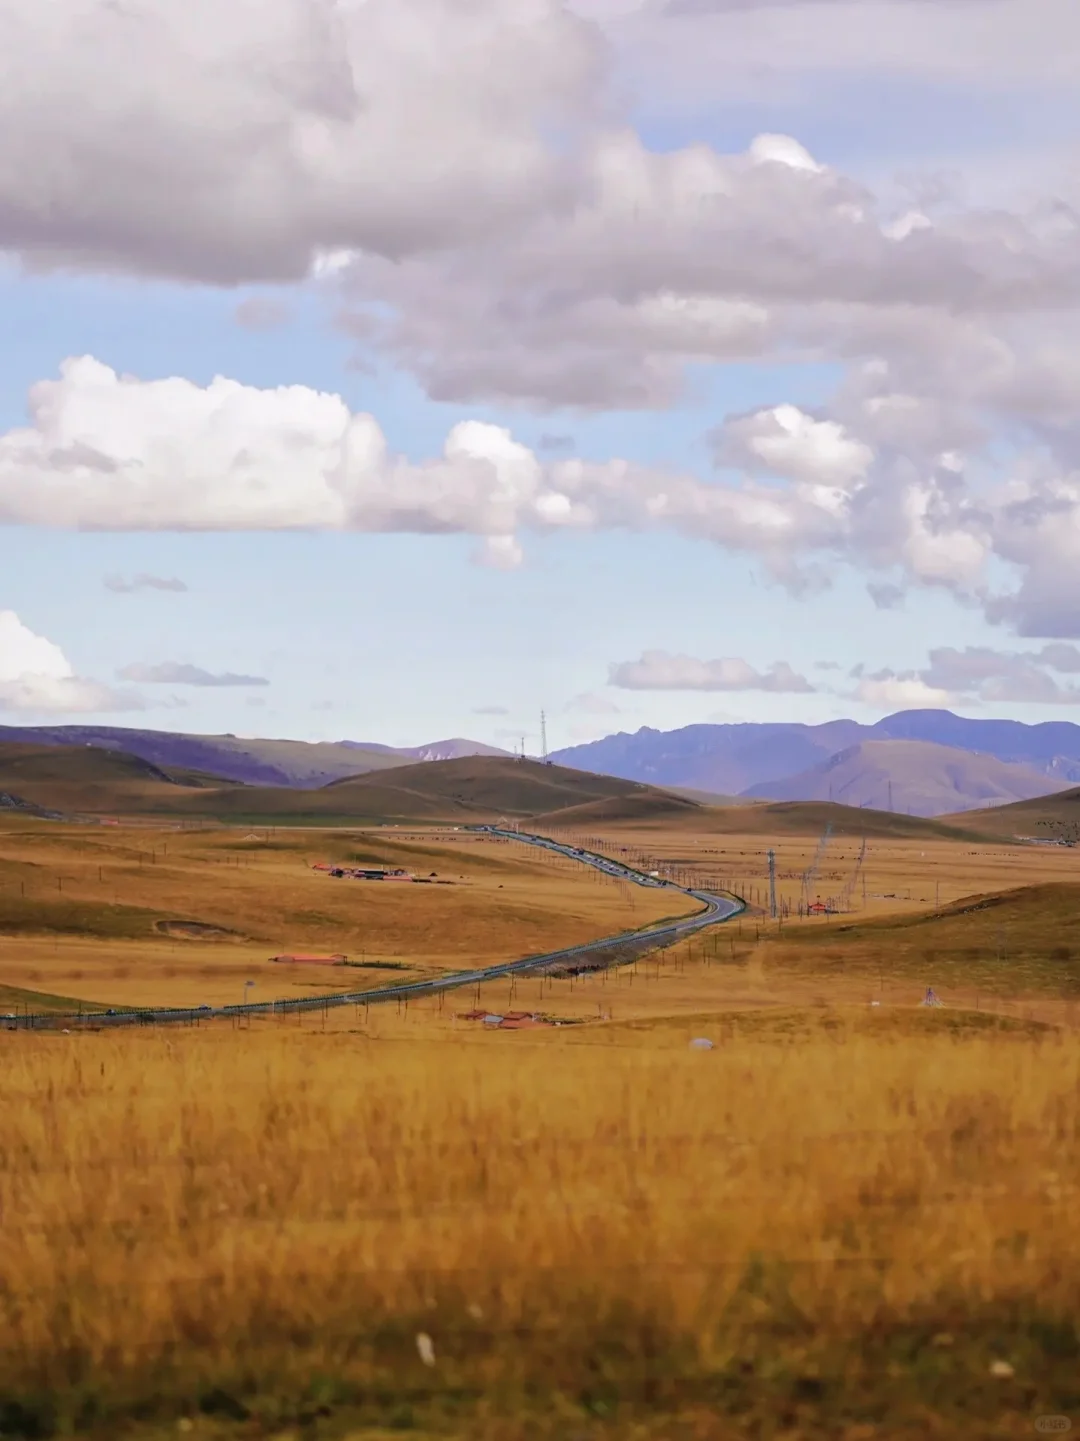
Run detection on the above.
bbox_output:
[1,1023,1079,1438]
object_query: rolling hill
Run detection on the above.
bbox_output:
[945,785,1080,840]
[0,747,701,826]
[349,738,512,762]
[316,756,695,822]
[0,726,508,789]
[772,882,1080,998]
[0,742,230,817]
[0,725,402,788]
[743,739,1072,817]
[683,799,981,841]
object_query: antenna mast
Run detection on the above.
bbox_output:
[540,709,549,763]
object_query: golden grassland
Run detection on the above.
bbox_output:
[2,1020,1080,1439]
[579,821,1080,919]
[0,820,687,1011]
[4,816,1080,1436]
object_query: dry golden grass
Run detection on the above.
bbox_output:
[593,821,1080,922]
[4,818,1080,1436]
[0,821,685,1010]
[1,1020,1079,1438]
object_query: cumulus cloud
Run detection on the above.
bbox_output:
[853,644,1080,709]
[117,662,268,687]
[3,4,1080,639]
[333,123,1080,412]
[920,645,1080,704]
[0,609,140,713]
[0,357,891,579]
[104,573,188,594]
[609,650,815,692]
[8,352,1080,627]
[714,405,872,488]
[0,0,602,283]
[853,673,954,710]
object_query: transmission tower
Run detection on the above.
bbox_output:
[540,709,549,763]
[839,835,867,912]
[801,823,833,911]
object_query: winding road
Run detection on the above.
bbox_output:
[7,826,745,1029]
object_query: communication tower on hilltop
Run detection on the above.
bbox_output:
[540,710,549,763]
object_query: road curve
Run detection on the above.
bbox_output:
[7,826,744,1030]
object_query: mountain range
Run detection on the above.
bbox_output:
[551,710,1080,817]
[0,726,509,789]
[5,710,1080,817]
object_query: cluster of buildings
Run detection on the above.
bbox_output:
[457,1009,554,1031]
[312,862,413,882]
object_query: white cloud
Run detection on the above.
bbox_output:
[609,650,815,692]
[853,644,1080,709]
[715,405,873,488]
[0,609,140,713]
[853,674,954,709]
[7,354,1080,634]
[117,662,268,687]
[0,0,602,283]
[0,356,867,576]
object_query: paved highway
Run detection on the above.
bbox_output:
[6,826,744,1030]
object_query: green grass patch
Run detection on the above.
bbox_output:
[0,982,109,1015]
[0,894,169,941]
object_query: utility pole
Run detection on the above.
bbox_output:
[767,849,777,920]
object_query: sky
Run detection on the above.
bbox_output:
[3,0,1080,750]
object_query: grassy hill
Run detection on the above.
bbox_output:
[744,738,1070,817]
[946,784,1080,840]
[770,882,1080,997]
[686,798,982,841]
[316,756,691,822]
[0,742,229,816]
[0,747,698,825]
[0,725,409,788]
[535,790,703,826]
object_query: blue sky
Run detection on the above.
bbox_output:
[2,0,1080,746]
